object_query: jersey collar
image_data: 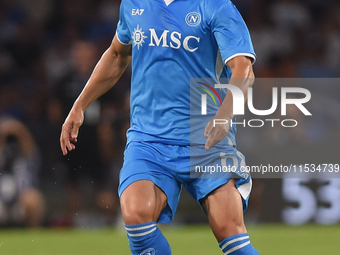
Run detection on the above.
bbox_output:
[163,0,175,6]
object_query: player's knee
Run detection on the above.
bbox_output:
[121,197,157,224]
[213,216,247,242]
[218,218,246,234]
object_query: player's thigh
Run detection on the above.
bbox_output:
[201,179,247,242]
[120,180,167,224]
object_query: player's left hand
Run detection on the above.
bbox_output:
[204,117,230,151]
[60,106,84,155]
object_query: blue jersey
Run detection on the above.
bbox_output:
[116,0,255,146]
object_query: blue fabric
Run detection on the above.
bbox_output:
[219,234,259,254]
[125,222,171,255]
[116,0,256,146]
[119,141,252,223]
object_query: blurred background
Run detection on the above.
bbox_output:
[0,0,340,231]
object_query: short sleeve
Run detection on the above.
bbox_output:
[116,1,132,45]
[211,0,256,64]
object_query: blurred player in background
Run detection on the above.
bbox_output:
[53,40,117,225]
[0,118,45,227]
[60,0,258,254]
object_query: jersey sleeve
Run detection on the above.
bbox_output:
[116,1,132,45]
[211,0,256,64]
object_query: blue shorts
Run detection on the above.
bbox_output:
[118,141,252,223]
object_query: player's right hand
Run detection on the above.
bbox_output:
[204,116,230,151]
[60,107,84,155]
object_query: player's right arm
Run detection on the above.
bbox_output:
[60,36,132,155]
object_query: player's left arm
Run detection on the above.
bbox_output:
[204,56,254,150]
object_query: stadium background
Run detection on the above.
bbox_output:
[0,0,340,254]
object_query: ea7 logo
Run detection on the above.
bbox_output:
[132,9,144,15]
